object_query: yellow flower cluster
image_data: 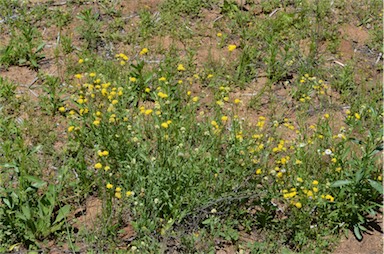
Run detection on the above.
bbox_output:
[228,44,236,52]
[140,48,149,55]
[177,64,186,71]
[98,150,109,157]
[272,140,287,153]
[256,116,266,130]
[161,120,172,129]
[115,53,129,66]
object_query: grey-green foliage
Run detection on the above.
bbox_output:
[0,23,45,69]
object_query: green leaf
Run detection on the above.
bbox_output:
[368,179,383,194]
[19,58,27,64]
[369,143,383,157]
[15,211,26,221]
[30,59,37,68]
[50,223,63,233]
[358,224,368,232]
[21,205,31,220]
[35,42,45,53]
[353,224,362,240]
[28,145,42,155]
[24,175,46,189]
[0,163,19,173]
[139,153,149,163]
[53,205,71,224]
[355,169,364,183]
[330,180,352,188]
[3,198,11,209]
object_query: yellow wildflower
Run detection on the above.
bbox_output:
[119,53,129,61]
[158,92,168,98]
[140,48,148,55]
[145,109,153,115]
[177,64,186,71]
[228,44,237,52]
[216,100,224,106]
[325,194,334,202]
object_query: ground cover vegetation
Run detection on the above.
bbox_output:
[0,0,382,253]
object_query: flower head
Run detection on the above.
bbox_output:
[126,191,134,197]
[140,48,149,55]
[161,122,169,129]
[228,44,237,52]
[177,64,186,71]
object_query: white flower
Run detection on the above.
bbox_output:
[325,149,333,155]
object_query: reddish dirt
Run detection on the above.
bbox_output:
[195,37,225,64]
[0,66,37,85]
[120,0,164,13]
[340,24,370,45]
[73,197,103,231]
[333,216,383,254]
